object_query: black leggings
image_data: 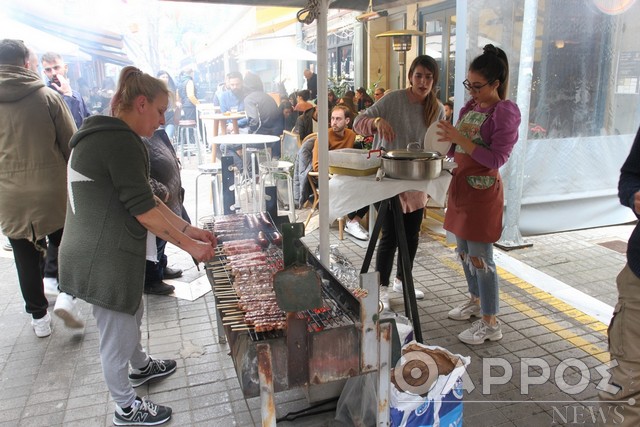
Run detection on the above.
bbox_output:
[9,228,63,319]
[375,204,424,287]
[347,206,369,221]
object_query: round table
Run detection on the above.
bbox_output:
[209,133,280,163]
[210,134,281,212]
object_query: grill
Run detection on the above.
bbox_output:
[203,213,382,402]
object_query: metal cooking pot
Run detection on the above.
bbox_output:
[382,143,445,180]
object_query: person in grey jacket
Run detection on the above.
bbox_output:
[59,66,216,426]
[142,129,189,295]
[0,39,77,338]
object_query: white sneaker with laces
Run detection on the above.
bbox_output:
[392,277,425,299]
[54,292,84,328]
[458,319,502,345]
[344,220,369,240]
[379,287,390,311]
[32,312,52,338]
[448,299,481,320]
[43,277,60,298]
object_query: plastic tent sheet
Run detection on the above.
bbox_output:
[514,134,637,235]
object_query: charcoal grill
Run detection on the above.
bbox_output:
[203,214,393,426]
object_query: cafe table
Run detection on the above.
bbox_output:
[200,111,247,161]
[209,133,281,211]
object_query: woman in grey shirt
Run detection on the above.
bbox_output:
[353,55,444,310]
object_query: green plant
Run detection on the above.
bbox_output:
[366,75,383,97]
[328,76,353,99]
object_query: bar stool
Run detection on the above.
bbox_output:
[176,120,198,163]
[258,160,295,222]
[195,161,222,224]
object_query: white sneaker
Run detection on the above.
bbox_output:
[392,278,425,299]
[448,299,481,320]
[379,287,390,311]
[344,220,369,240]
[458,319,503,345]
[43,277,60,298]
[53,292,84,328]
[32,313,52,338]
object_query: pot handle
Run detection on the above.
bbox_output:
[367,149,382,159]
[407,142,422,152]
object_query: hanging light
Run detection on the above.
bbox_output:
[375,30,426,52]
[356,10,388,22]
[356,0,388,22]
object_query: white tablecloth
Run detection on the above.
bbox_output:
[328,173,452,220]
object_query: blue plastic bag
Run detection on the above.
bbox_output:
[389,342,470,427]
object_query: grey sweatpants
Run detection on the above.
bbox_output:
[93,301,149,409]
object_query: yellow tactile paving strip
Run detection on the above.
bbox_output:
[425,217,611,364]
[442,249,610,363]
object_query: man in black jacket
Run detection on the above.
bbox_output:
[303,69,317,100]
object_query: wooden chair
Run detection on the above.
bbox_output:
[301,132,317,147]
[304,171,320,228]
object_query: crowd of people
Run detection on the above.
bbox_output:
[5,36,637,426]
[0,39,216,426]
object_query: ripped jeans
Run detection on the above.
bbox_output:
[455,237,499,316]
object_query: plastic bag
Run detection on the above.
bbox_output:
[335,372,378,427]
[390,342,470,427]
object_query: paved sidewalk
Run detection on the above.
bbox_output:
[0,165,632,426]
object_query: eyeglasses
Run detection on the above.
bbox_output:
[463,79,493,92]
[43,64,64,73]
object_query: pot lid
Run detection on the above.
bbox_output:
[383,150,444,160]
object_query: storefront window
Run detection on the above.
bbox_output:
[465,0,640,234]
[468,0,640,138]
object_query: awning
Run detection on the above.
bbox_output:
[169,0,376,9]
[0,16,90,61]
[253,6,300,37]
[239,45,316,61]
[6,3,132,66]
[192,8,256,64]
